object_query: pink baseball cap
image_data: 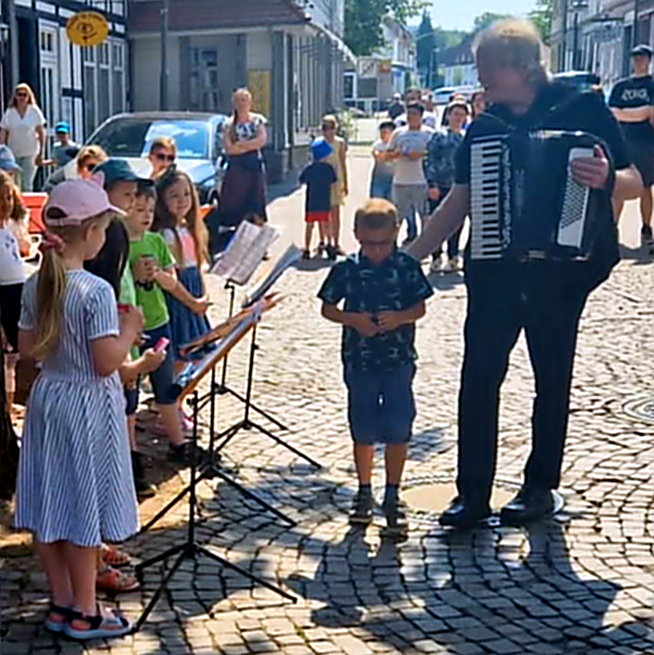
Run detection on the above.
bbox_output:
[43,175,125,227]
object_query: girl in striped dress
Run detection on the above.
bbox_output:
[14,178,142,641]
[153,168,211,365]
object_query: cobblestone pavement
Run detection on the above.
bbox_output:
[3,148,654,654]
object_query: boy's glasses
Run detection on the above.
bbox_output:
[154,153,175,163]
[321,125,335,131]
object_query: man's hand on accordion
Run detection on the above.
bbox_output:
[570,145,610,190]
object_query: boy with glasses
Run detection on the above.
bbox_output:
[318,199,433,538]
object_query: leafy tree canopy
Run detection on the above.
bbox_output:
[344,0,429,56]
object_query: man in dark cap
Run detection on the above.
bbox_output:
[609,44,654,246]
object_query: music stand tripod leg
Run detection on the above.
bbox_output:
[247,419,322,470]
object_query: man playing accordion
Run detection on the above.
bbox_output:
[407,19,643,529]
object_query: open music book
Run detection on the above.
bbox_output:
[210,221,279,286]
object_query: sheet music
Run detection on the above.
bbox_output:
[243,245,303,308]
[210,221,279,286]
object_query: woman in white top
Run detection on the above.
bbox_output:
[0,84,46,192]
[212,88,268,254]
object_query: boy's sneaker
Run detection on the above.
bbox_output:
[168,441,209,467]
[641,225,653,247]
[325,244,337,261]
[131,451,156,499]
[349,491,373,525]
[381,498,409,540]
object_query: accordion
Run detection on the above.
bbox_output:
[470,130,603,262]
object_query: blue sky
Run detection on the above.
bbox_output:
[415,0,538,31]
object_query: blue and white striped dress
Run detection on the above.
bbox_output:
[14,270,139,547]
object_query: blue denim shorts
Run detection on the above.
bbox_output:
[344,363,416,445]
[125,323,180,415]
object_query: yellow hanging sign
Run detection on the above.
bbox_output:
[66,11,110,48]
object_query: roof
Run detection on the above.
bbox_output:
[105,111,227,123]
[129,0,309,33]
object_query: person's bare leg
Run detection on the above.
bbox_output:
[157,403,185,446]
[318,221,328,247]
[384,444,408,486]
[640,187,653,228]
[4,353,17,415]
[36,541,73,612]
[63,543,98,616]
[332,206,342,250]
[127,415,137,451]
[354,444,374,486]
[304,222,314,252]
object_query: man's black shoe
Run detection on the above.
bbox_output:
[439,497,491,529]
[500,487,554,526]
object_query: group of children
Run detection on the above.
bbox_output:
[3,154,213,638]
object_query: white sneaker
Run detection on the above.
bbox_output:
[429,256,443,274]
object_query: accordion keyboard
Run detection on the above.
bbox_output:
[470,139,504,260]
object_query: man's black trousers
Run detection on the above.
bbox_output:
[457,266,590,508]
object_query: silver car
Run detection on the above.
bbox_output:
[87,111,228,203]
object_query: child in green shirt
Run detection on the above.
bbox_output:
[124,183,207,475]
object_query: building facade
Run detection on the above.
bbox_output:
[439,35,477,89]
[550,0,654,88]
[344,17,415,112]
[1,0,128,144]
[128,0,351,180]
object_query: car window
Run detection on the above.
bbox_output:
[92,119,210,159]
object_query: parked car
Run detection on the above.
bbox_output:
[87,111,228,204]
[433,87,457,105]
[553,71,602,94]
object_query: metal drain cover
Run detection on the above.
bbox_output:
[403,482,515,514]
[623,396,654,424]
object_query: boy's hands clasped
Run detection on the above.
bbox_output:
[348,311,405,337]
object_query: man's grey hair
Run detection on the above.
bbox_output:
[473,18,549,87]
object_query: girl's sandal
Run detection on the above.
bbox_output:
[96,566,141,593]
[64,605,132,641]
[101,544,132,568]
[44,602,74,634]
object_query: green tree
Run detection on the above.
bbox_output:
[344,0,429,56]
[416,11,435,84]
[473,12,511,32]
[530,0,554,43]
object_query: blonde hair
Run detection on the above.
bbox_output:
[153,169,208,267]
[354,199,399,230]
[229,88,253,142]
[322,114,339,129]
[34,214,109,360]
[10,83,37,108]
[0,170,26,224]
[149,136,177,157]
[77,145,108,170]
[473,18,548,87]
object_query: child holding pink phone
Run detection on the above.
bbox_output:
[124,183,207,468]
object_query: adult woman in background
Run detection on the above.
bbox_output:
[148,136,177,179]
[43,145,108,192]
[216,88,268,229]
[0,84,46,192]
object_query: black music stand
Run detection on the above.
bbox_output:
[140,313,297,533]
[212,321,322,469]
[133,391,295,634]
[212,280,288,433]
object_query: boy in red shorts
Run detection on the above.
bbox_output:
[300,138,337,259]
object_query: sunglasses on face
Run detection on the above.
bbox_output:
[81,163,97,172]
[15,92,28,98]
[154,153,175,162]
[322,125,335,131]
